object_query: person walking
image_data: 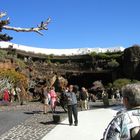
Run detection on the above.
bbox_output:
[79,87,88,110]
[65,85,78,126]
[102,83,140,140]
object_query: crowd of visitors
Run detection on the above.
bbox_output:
[1,86,21,104]
[41,84,91,126]
[1,79,140,138]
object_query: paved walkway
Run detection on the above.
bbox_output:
[42,106,120,140]
[0,102,68,140]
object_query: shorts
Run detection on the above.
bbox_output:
[44,98,49,105]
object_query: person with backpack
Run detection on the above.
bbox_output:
[102,83,140,140]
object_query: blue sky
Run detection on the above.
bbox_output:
[0,0,140,49]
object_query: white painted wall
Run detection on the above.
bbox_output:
[0,41,125,56]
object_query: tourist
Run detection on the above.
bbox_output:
[102,83,140,140]
[43,86,50,114]
[10,87,16,102]
[116,89,121,100]
[15,86,21,102]
[49,86,57,113]
[65,85,78,126]
[79,87,88,110]
[102,90,109,107]
[3,89,10,102]
[59,87,68,112]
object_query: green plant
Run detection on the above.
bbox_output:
[90,51,123,60]
[49,54,54,58]
[90,51,97,57]
[131,80,140,84]
[113,78,131,89]
[0,69,28,89]
[113,78,140,90]
[107,83,113,88]
[0,49,7,60]
[15,58,27,69]
[107,59,119,69]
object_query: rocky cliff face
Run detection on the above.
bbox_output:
[1,45,140,88]
[123,45,140,80]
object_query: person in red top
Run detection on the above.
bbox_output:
[3,89,10,102]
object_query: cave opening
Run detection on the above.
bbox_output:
[66,72,113,89]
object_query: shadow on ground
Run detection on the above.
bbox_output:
[40,121,68,126]
[24,110,43,115]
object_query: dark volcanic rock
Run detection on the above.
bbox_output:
[123,45,140,80]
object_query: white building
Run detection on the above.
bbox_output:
[0,41,125,56]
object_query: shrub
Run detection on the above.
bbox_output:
[113,78,131,89]
[0,69,28,89]
[90,51,123,59]
[107,83,113,88]
[15,58,27,69]
[90,51,97,57]
[0,50,8,62]
[107,59,119,69]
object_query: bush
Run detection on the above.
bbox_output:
[0,50,7,62]
[90,51,123,59]
[113,78,131,89]
[0,69,28,89]
[15,58,27,69]
[107,59,119,69]
[90,51,97,57]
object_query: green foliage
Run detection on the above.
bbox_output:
[131,80,140,84]
[107,59,119,69]
[0,78,12,93]
[90,51,123,59]
[0,49,7,59]
[49,54,54,58]
[0,49,7,56]
[113,78,131,89]
[107,83,113,88]
[0,69,28,89]
[98,52,109,59]
[113,78,140,89]
[90,51,97,57]
[113,78,134,89]
[15,58,27,69]
[45,54,54,64]
[45,58,52,64]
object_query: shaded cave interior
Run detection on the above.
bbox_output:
[64,72,113,89]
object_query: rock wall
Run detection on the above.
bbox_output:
[123,45,140,80]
